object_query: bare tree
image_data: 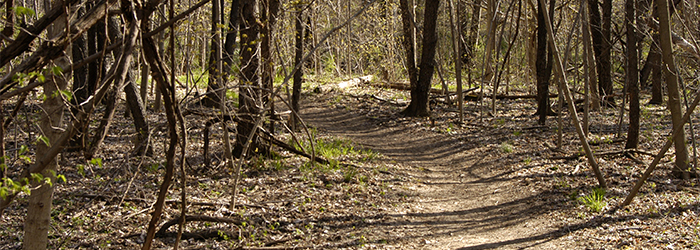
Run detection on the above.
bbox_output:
[401,0,441,117]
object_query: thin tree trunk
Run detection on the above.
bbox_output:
[480,0,499,120]
[588,0,611,105]
[448,0,463,123]
[600,0,613,104]
[399,0,418,92]
[465,0,481,88]
[204,0,225,106]
[540,0,607,188]
[648,40,664,104]
[535,0,554,124]
[24,2,67,248]
[223,0,241,80]
[581,0,600,113]
[657,0,691,179]
[235,0,263,157]
[261,0,279,135]
[291,6,305,130]
[625,0,640,149]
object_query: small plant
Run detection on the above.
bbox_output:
[523,157,532,165]
[500,142,514,153]
[578,187,607,213]
[343,168,358,182]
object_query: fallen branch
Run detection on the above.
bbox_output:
[549,149,670,161]
[75,194,268,209]
[258,128,331,165]
[156,215,243,236]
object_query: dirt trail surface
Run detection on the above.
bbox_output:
[3,79,699,249]
[302,90,578,249]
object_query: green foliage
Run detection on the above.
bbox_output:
[77,164,86,177]
[53,89,73,102]
[36,135,50,147]
[0,170,65,199]
[578,187,607,213]
[343,167,358,182]
[13,6,35,17]
[90,158,103,168]
[0,177,30,198]
[500,142,514,153]
[18,145,31,163]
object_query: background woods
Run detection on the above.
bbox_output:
[0,0,700,248]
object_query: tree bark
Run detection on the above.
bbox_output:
[234,0,263,157]
[401,0,441,117]
[203,0,225,106]
[600,0,613,104]
[624,0,639,149]
[448,0,463,122]
[223,0,241,81]
[24,2,68,248]
[399,0,418,92]
[647,38,664,104]
[657,0,691,179]
[588,0,612,105]
[465,0,481,88]
[536,0,555,124]
[291,6,305,130]
[261,0,279,133]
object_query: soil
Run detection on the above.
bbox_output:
[1,77,700,249]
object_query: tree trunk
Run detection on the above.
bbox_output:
[234,0,263,157]
[588,0,612,105]
[399,0,418,91]
[581,0,600,112]
[401,0,441,117]
[536,0,554,124]
[657,0,691,179]
[261,0,279,134]
[448,0,463,123]
[223,0,241,80]
[600,0,613,104]
[85,16,149,158]
[465,0,481,87]
[24,2,67,248]
[70,10,88,151]
[291,6,305,130]
[641,0,682,105]
[204,0,226,106]
[624,0,639,149]
[649,44,664,104]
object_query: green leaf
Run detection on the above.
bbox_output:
[13,6,36,17]
[20,155,31,163]
[30,173,43,183]
[90,158,103,168]
[19,145,28,155]
[43,177,52,187]
[51,66,63,76]
[77,164,85,177]
[37,135,50,147]
[60,90,73,101]
[57,174,66,183]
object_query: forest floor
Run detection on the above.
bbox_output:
[2,76,700,249]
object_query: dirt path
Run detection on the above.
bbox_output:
[301,93,578,249]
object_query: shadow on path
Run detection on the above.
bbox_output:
[301,103,581,249]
